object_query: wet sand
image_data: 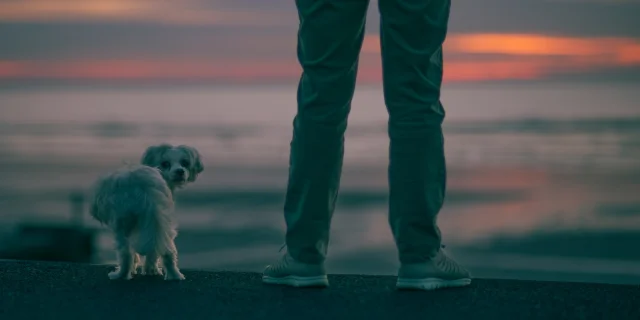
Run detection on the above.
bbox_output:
[2,260,639,320]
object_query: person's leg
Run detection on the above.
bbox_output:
[378,0,470,290]
[262,0,370,287]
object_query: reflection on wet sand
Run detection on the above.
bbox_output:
[21,164,628,285]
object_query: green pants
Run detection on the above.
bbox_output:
[285,0,451,264]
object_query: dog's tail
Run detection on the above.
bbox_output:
[135,189,176,257]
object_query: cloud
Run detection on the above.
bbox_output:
[0,21,298,61]
[0,59,301,82]
[0,0,152,17]
[2,0,639,37]
[360,33,640,80]
[0,0,638,84]
[446,34,633,58]
[0,0,293,26]
[363,33,640,59]
[2,30,639,84]
[407,0,640,38]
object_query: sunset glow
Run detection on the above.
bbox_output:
[0,0,290,26]
[0,60,302,82]
[364,33,640,62]
[2,32,638,84]
[0,0,154,20]
[1,0,639,84]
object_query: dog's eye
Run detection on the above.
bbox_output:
[180,159,190,167]
[160,161,170,169]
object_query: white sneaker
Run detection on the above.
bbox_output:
[262,253,329,288]
[396,248,472,291]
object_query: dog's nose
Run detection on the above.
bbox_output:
[175,168,185,176]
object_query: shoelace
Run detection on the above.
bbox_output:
[264,244,289,273]
[436,244,468,274]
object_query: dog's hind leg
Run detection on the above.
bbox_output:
[143,253,162,276]
[162,240,185,280]
[131,253,141,275]
[108,233,135,280]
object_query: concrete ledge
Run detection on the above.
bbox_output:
[1,260,639,320]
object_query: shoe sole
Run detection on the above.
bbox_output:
[396,277,472,291]
[262,275,329,288]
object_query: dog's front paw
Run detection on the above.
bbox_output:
[143,266,163,276]
[108,268,133,280]
[164,271,185,281]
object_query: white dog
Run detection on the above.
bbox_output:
[90,144,203,280]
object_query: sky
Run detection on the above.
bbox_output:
[0,0,639,85]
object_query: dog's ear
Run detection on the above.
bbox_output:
[177,145,203,182]
[141,144,172,167]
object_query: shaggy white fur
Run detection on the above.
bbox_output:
[90,144,204,280]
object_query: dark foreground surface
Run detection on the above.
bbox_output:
[1,260,639,320]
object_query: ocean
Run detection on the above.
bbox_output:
[1,82,639,284]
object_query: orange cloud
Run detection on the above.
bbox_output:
[361,33,640,81]
[0,56,630,84]
[449,34,616,56]
[1,33,639,84]
[0,58,574,84]
[0,60,302,82]
[0,0,290,26]
[363,33,640,64]
[447,33,640,66]
[617,43,640,65]
[0,0,154,20]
